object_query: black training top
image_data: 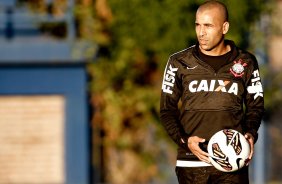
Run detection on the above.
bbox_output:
[160,40,264,161]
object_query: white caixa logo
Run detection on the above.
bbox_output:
[189,80,238,95]
[247,69,263,100]
[162,64,178,94]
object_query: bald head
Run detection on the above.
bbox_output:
[195,0,230,55]
[197,0,229,22]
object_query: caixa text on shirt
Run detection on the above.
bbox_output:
[161,65,239,95]
[188,80,238,95]
[162,65,263,99]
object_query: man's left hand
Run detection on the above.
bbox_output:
[244,133,254,166]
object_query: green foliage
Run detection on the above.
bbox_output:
[107,1,197,61]
[225,0,271,48]
[77,0,270,183]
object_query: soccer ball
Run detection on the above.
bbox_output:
[207,129,250,172]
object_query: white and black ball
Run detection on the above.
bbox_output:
[207,129,250,172]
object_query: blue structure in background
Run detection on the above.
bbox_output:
[0,0,81,62]
[0,0,92,183]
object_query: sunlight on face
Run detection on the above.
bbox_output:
[195,7,229,55]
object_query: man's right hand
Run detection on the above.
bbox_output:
[187,136,210,163]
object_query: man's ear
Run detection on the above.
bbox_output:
[223,22,229,35]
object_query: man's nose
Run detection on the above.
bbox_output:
[199,26,206,36]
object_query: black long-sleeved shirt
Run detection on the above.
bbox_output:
[160,40,264,161]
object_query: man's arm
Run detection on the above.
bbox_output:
[160,56,210,163]
[160,56,189,150]
[244,56,265,143]
[244,55,265,163]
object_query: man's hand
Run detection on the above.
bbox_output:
[244,133,255,166]
[187,136,210,163]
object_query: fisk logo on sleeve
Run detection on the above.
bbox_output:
[247,69,263,100]
[162,64,178,94]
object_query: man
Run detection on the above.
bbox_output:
[160,1,264,183]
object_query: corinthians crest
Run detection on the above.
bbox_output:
[230,59,247,77]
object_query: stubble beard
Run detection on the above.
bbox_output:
[199,36,225,53]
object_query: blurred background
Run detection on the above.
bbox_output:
[0,0,281,184]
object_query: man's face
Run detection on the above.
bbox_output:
[195,8,228,54]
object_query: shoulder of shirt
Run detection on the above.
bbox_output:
[237,47,258,64]
[169,45,195,61]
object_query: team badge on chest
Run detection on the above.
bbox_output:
[230,59,247,78]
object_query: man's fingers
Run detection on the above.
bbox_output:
[198,148,209,156]
[192,145,210,163]
[187,136,210,163]
[244,133,255,165]
[248,143,254,159]
[188,136,205,144]
[196,152,210,163]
